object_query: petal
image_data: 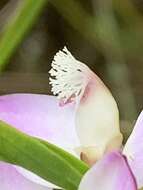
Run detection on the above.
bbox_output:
[49,47,123,163]
[123,111,143,188]
[0,93,80,188]
[14,167,58,189]
[0,162,51,190]
[0,94,79,149]
[78,151,137,190]
[75,65,123,162]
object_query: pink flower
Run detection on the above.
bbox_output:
[78,151,137,190]
[0,47,129,189]
[0,94,79,189]
[78,110,143,189]
[0,161,52,190]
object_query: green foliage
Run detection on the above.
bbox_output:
[0,0,47,70]
[0,121,88,190]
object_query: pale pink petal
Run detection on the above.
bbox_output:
[123,111,143,188]
[0,94,79,149]
[78,151,137,190]
[0,93,80,188]
[14,167,59,189]
[0,162,51,190]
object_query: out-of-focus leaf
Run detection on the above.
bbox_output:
[50,0,99,48]
[0,121,88,190]
[0,0,47,70]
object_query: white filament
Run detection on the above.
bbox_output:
[49,47,89,103]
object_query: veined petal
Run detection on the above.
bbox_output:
[0,162,51,190]
[123,111,143,188]
[0,93,80,188]
[78,151,137,190]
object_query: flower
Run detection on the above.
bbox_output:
[78,151,137,190]
[0,94,79,189]
[78,110,143,190]
[49,47,123,164]
[0,162,51,190]
[0,47,122,189]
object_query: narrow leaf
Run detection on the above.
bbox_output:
[0,121,88,190]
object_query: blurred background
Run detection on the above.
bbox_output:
[0,0,143,139]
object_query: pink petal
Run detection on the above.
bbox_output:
[0,93,80,187]
[123,111,143,188]
[0,161,51,190]
[78,151,137,190]
[0,94,79,149]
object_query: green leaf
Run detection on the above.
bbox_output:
[0,121,88,190]
[0,0,47,70]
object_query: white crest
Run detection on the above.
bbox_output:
[49,47,90,103]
